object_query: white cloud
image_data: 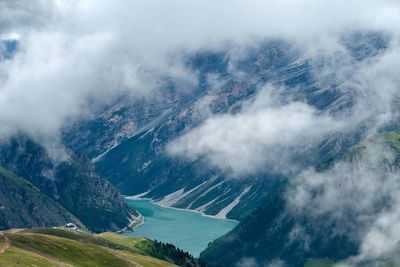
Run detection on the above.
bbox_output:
[168,28,400,178]
[287,140,400,265]
[0,0,199,141]
[168,87,342,176]
[2,0,400,264]
[1,0,400,142]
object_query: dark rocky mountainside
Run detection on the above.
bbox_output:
[0,167,80,230]
[0,136,135,233]
[59,32,392,265]
[89,33,387,220]
[200,131,400,266]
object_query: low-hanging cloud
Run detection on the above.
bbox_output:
[168,87,342,176]
[287,140,400,265]
[168,35,400,177]
[1,0,400,143]
[2,0,400,265]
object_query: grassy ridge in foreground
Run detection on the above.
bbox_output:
[0,228,194,267]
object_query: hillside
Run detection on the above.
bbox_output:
[0,228,207,267]
[0,136,136,233]
[91,34,385,220]
[200,131,400,266]
[0,167,80,230]
[3,2,400,267]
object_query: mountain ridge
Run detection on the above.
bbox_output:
[0,136,136,233]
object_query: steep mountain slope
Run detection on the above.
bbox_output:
[200,187,358,266]
[64,80,203,160]
[0,136,135,233]
[200,131,400,266]
[0,167,80,230]
[94,42,297,219]
[92,34,386,220]
[0,228,206,267]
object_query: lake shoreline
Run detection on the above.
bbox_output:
[123,197,239,257]
[124,194,239,223]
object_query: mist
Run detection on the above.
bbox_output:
[3,1,400,265]
[1,0,400,142]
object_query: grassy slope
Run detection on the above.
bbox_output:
[0,228,177,267]
[98,233,207,267]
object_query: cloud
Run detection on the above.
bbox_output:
[0,0,53,32]
[154,2,400,263]
[1,0,400,143]
[237,257,259,267]
[287,140,400,265]
[2,0,400,264]
[168,86,342,176]
[168,32,400,178]
[352,43,400,125]
[0,0,199,142]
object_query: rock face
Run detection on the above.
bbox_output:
[59,32,392,265]
[91,43,298,219]
[0,167,80,230]
[200,131,400,266]
[63,84,196,160]
[0,136,134,233]
[200,187,359,267]
[89,34,386,220]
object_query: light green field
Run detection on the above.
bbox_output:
[0,228,177,267]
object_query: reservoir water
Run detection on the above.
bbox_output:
[124,199,238,257]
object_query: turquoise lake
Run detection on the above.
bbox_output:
[124,199,238,257]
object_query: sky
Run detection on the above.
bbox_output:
[2,1,400,265]
[1,0,400,142]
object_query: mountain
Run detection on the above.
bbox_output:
[86,33,386,221]
[57,32,391,265]
[200,131,400,266]
[63,85,198,160]
[0,136,136,233]
[0,167,80,230]
[0,228,207,267]
[200,186,359,266]
[86,42,299,220]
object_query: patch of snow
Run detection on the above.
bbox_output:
[157,189,185,206]
[157,180,209,206]
[186,180,226,209]
[198,189,235,212]
[215,186,252,219]
[195,196,221,213]
[91,143,119,163]
[139,160,152,171]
